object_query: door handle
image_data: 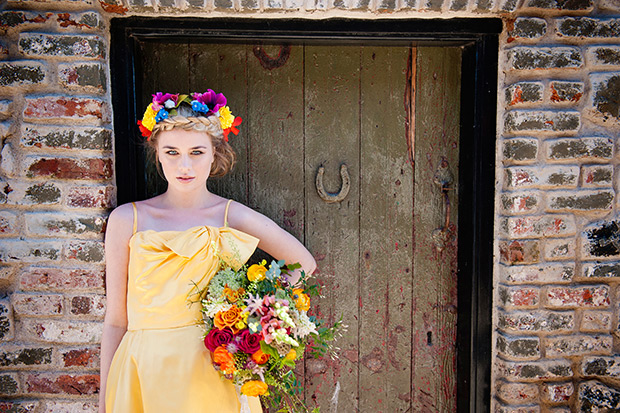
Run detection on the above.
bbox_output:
[316,164,350,203]
[431,157,455,251]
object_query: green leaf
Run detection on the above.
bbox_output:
[260,341,279,359]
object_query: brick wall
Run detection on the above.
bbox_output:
[0,0,618,412]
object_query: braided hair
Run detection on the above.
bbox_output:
[147,105,236,178]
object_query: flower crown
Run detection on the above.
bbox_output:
[137,91,243,142]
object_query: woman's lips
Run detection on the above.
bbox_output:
[177,176,195,183]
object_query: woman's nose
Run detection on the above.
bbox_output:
[179,154,191,171]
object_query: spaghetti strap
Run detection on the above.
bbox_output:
[131,202,138,235]
[224,199,233,227]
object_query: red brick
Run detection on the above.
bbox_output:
[19,267,104,291]
[19,33,105,58]
[66,185,114,208]
[70,295,105,317]
[63,241,105,263]
[500,192,541,215]
[498,310,574,333]
[41,401,97,413]
[546,137,613,161]
[581,310,612,332]
[547,190,614,212]
[505,82,543,106]
[542,382,573,403]
[0,401,38,412]
[500,264,574,284]
[499,286,540,309]
[0,11,52,29]
[496,359,572,381]
[549,81,583,104]
[582,165,613,187]
[497,334,540,359]
[0,240,62,263]
[18,319,102,344]
[504,110,580,134]
[23,97,104,123]
[58,62,106,91]
[546,286,609,308]
[504,166,578,189]
[26,157,112,180]
[0,211,18,235]
[21,124,112,151]
[60,346,100,368]
[497,381,539,404]
[501,215,575,239]
[0,299,14,341]
[11,293,63,316]
[545,334,612,357]
[55,12,102,30]
[499,240,540,264]
[25,372,99,395]
[25,212,106,238]
[544,238,575,261]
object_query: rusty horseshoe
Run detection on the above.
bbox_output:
[316,164,350,203]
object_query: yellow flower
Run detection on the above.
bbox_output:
[234,319,246,330]
[292,288,311,311]
[141,103,157,131]
[241,380,268,397]
[219,106,235,130]
[247,264,267,282]
[284,349,297,361]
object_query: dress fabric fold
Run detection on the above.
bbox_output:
[105,225,263,413]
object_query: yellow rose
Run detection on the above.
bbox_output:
[241,380,268,397]
[219,106,235,130]
[141,103,156,131]
[292,288,311,311]
[284,349,297,361]
[234,319,246,330]
[247,264,267,282]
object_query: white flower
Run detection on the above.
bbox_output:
[202,300,232,318]
[164,99,175,109]
[290,308,318,339]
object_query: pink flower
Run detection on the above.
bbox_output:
[236,329,262,354]
[192,90,226,113]
[204,327,234,352]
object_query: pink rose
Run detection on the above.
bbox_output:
[236,329,262,354]
[204,327,234,352]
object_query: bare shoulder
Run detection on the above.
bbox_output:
[226,200,269,227]
[105,202,135,242]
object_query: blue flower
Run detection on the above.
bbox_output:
[155,108,169,122]
[191,100,210,114]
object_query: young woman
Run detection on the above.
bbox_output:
[99,91,316,413]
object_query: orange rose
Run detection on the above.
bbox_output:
[223,287,245,303]
[214,305,243,330]
[251,349,270,365]
[213,345,234,365]
[247,264,267,282]
[241,380,268,397]
[292,288,311,311]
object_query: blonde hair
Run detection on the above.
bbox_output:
[146,105,236,178]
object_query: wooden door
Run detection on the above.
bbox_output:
[139,42,461,412]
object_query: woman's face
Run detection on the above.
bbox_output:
[156,128,215,192]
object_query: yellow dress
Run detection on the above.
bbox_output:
[106,200,263,413]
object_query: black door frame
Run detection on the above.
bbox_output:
[110,17,500,412]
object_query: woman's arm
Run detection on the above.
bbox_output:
[227,202,317,285]
[98,204,133,413]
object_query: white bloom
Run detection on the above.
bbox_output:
[202,300,232,318]
[290,308,318,339]
[164,99,175,109]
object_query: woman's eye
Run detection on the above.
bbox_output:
[191,150,204,155]
[166,150,178,155]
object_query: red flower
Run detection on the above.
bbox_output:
[137,120,151,140]
[204,327,235,352]
[223,116,242,141]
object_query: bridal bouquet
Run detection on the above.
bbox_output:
[201,259,341,412]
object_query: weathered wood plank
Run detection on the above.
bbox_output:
[246,44,305,238]
[304,45,361,412]
[359,45,413,413]
[412,47,461,412]
[190,43,250,204]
